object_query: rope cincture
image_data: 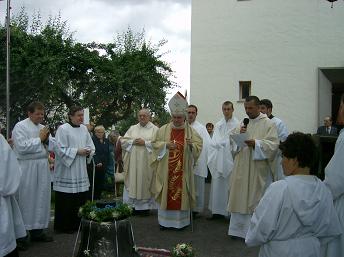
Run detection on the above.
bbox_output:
[72,221,82,257]
[114,220,119,257]
[72,156,95,257]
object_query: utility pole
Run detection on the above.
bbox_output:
[5,0,11,139]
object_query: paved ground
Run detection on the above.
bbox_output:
[21,184,259,257]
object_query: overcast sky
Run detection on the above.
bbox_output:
[0,0,191,101]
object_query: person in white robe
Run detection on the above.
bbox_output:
[121,109,158,214]
[228,96,279,239]
[246,132,341,257]
[187,105,211,215]
[206,122,214,138]
[11,102,52,243]
[207,101,239,219]
[151,92,202,230]
[324,94,344,257]
[0,134,26,257]
[260,99,288,181]
[53,106,95,233]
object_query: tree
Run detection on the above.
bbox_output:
[0,10,98,129]
[84,28,176,130]
[0,11,176,133]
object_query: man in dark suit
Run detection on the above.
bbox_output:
[317,116,338,135]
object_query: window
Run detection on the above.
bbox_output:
[239,81,251,100]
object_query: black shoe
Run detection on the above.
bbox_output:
[31,233,53,242]
[16,239,29,251]
[206,214,224,220]
[159,225,187,231]
[135,210,150,216]
[230,235,245,241]
[192,212,200,219]
[175,226,188,231]
[159,225,167,231]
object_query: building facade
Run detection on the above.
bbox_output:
[190,0,344,132]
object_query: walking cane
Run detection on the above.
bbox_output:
[186,121,194,232]
[87,155,95,202]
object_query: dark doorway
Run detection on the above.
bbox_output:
[332,83,344,129]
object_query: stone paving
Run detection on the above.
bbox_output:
[21,184,259,257]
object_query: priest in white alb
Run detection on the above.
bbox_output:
[187,104,211,215]
[121,108,159,214]
[260,98,289,181]
[151,92,202,230]
[207,101,239,219]
[324,94,344,257]
[228,96,279,239]
[12,101,52,243]
[0,134,26,257]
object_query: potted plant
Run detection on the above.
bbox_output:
[76,201,139,257]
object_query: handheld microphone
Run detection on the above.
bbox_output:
[243,118,249,128]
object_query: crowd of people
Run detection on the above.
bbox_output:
[1,93,344,257]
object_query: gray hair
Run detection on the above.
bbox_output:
[139,108,151,117]
[94,125,105,132]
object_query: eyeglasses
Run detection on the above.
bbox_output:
[188,112,196,114]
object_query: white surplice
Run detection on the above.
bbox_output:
[0,134,26,257]
[190,121,211,213]
[324,129,344,257]
[53,123,95,193]
[271,116,288,143]
[121,122,158,210]
[208,116,239,216]
[270,116,288,181]
[228,113,279,238]
[246,176,341,257]
[12,118,51,230]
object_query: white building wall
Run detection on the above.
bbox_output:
[190,0,344,133]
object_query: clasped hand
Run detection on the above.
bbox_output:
[134,138,145,145]
[167,139,192,150]
[167,141,177,150]
[244,139,255,148]
[39,127,50,142]
[77,148,91,156]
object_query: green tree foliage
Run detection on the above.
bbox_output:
[0,10,96,128]
[0,10,175,132]
[84,28,175,130]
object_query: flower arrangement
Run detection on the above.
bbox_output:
[78,201,133,223]
[171,243,195,257]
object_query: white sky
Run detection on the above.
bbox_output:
[0,0,191,101]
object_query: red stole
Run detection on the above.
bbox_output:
[167,127,185,210]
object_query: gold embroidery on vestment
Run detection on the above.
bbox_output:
[168,175,179,189]
[172,188,182,201]
[175,160,181,173]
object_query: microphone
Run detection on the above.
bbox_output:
[243,118,249,128]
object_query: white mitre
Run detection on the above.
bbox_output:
[168,92,188,115]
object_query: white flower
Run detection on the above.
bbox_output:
[89,211,96,219]
[112,211,120,219]
[83,249,90,256]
